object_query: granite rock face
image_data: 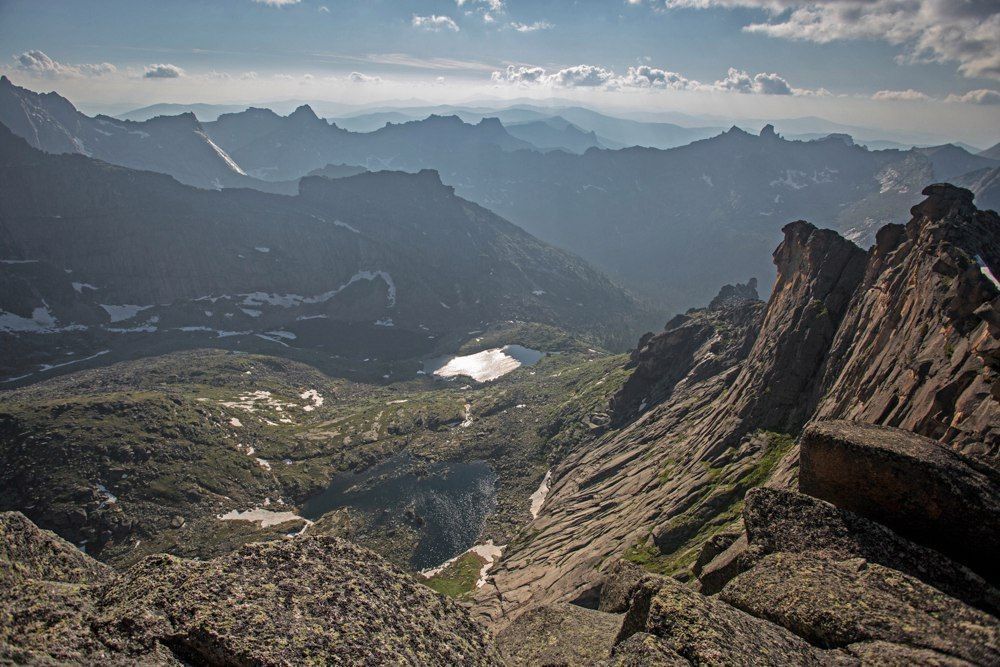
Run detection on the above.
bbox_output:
[799,420,1000,582]
[493,603,623,666]
[721,552,999,665]
[815,184,1000,457]
[0,512,501,665]
[475,184,999,630]
[742,487,1000,614]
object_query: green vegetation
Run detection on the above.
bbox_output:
[623,430,796,578]
[422,551,487,598]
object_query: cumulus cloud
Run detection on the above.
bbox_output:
[944,88,1000,105]
[143,63,184,79]
[347,71,382,84]
[871,88,931,102]
[655,0,1000,80]
[548,64,617,87]
[492,62,817,94]
[714,67,794,95]
[491,65,548,85]
[458,0,505,23]
[510,21,551,32]
[412,15,460,31]
[618,65,701,90]
[13,50,117,78]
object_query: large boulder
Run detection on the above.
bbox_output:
[609,632,689,666]
[1,512,501,665]
[721,552,999,665]
[799,420,1000,581]
[95,536,502,666]
[742,487,1000,614]
[616,574,840,665]
[493,603,623,666]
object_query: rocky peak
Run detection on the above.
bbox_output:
[759,124,777,139]
[288,104,322,124]
[910,182,976,226]
[709,277,760,310]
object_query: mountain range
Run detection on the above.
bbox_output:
[3,79,997,316]
[0,122,643,384]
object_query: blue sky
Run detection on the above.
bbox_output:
[1,0,997,143]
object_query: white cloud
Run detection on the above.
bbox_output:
[656,0,1000,80]
[945,89,1000,105]
[714,67,793,95]
[872,88,931,102]
[492,65,548,85]
[549,65,617,87]
[143,63,184,79]
[13,50,117,79]
[241,71,259,80]
[348,71,382,84]
[318,5,330,13]
[492,62,819,95]
[252,0,301,6]
[510,21,552,32]
[619,65,701,90]
[412,15,460,31]
[458,0,505,23]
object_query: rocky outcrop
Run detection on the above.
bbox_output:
[799,420,999,582]
[475,184,999,636]
[815,184,1000,457]
[742,487,1000,614]
[721,553,998,665]
[708,277,759,310]
[0,511,501,665]
[493,603,623,665]
[615,575,839,665]
[609,632,688,666]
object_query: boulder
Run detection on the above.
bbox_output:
[609,632,689,666]
[96,536,502,666]
[1,512,500,665]
[695,533,765,595]
[720,552,999,665]
[845,641,972,666]
[493,603,623,666]
[599,559,655,613]
[742,487,1000,614]
[616,574,838,665]
[799,420,1000,582]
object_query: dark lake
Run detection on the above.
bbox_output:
[300,453,498,570]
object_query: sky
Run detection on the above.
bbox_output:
[0,0,997,145]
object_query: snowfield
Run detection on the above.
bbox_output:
[425,345,544,382]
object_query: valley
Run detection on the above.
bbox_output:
[1,59,998,666]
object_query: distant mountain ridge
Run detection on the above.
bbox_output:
[0,76,252,190]
[0,123,643,382]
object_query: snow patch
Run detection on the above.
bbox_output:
[299,389,324,411]
[529,469,552,519]
[218,507,311,528]
[240,270,396,309]
[420,540,505,589]
[100,304,152,323]
[425,345,544,382]
[72,282,98,293]
[976,255,1000,290]
[198,131,247,176]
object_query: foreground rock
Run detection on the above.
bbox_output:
[800,420,1000,582]
[616,575,839,665]
[721,552,999,665]
[493,603,623,665]
[0,512,501,665]
[741,487,1000,614]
